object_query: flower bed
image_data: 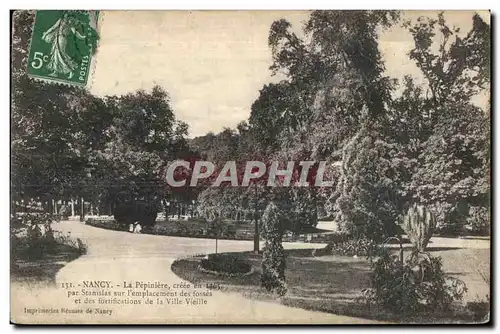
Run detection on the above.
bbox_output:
[199,253,253,277]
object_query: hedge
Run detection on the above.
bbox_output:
[85,218,254,240]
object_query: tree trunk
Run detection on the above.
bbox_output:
[80,197,85,222]
[254,210,259,254]
[161,199,167,213]
[161,199,169,221]
[253,186,260,253]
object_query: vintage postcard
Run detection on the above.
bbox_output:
[10,10,491,324]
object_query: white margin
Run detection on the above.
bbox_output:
[2,1,498,334]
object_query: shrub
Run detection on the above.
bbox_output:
[467,302,490,322]
[85,218,123,231]
[327,236,381,258]
[279,187,318,235]
[11,210,87,261]
[113,200,159,228]
[207,218,222,238]
[319,232,350,244]
[152,220,243,240]
[317,215,334,222]
[432,201,486,237]
[59,204,71,220]
[178,224,191,236]
[52,231,88,255]
[261,202,287,296]
[219,222,237,238]
[11,211,56,260]
[363,250,420,314]
[328,125,401,242]
[401,204,436,252]
[466,206,490,236]
[200,253,251,275]
[415,255,467,311]
[86,216,250,240]
[363,248,467,315]
[26,224,45,260]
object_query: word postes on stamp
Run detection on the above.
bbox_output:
[27,10,99,87]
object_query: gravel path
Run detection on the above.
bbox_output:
[11,221,383,324]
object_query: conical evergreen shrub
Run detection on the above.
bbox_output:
[261,202,287,296]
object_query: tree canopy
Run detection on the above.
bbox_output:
[12,10,490,238]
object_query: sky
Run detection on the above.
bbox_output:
[90,10,490,138]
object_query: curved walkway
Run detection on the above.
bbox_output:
[11,221,384,324]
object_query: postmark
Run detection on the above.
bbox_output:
[26,10,99,87]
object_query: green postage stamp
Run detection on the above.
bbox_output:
[26,10,100,87]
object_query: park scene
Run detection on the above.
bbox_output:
[11,10,490,324]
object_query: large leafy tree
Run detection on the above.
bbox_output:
[393,13,490,228]
[11,11,192,217]
[93,86,192,209]
[253,11,399,161]
[246,11,402,240]
[11,11,90,212]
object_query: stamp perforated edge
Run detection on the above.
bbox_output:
[87,10,104,90]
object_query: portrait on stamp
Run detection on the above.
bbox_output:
[26,10,99,86]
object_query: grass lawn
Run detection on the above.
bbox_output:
[11,243,83,289]
[433,247,490,302]
[172,246,490,323]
